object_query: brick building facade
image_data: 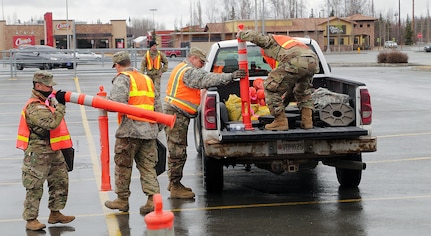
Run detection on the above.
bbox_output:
[169,14,377,53]
[0,16,127,52]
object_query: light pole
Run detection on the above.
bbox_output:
[66,0,69,49]
[398,0,401,47]
[326,1,330,52]
[2,0,4,21]
[150,8,157,34]
[394,12,398,42]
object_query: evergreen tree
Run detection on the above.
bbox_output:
[404,17,413,45]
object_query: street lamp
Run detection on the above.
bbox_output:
[2,0,4,21]
[150,8,157,32]
[326,0,330,52]
[398,0,401,47]
[66,0,69,49]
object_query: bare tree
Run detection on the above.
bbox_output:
[345,0,368,15]
[238,0,253,19]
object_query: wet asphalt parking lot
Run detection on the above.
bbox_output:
[1,47,431,235]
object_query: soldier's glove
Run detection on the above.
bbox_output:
[231,69,247,79]
[55,90,66,105]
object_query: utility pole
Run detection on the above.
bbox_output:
[66,0,69,49]
[326,0,330,52]
[398,0,401,47]
[412,0,415,37]
[150,8,157,39]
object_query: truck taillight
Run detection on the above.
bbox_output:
[204,94,217,130]
[360,89,372,125]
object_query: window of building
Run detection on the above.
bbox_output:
[339,38,345,45]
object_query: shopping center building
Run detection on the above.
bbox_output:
[0,12,376,54]
[0,12,127,51]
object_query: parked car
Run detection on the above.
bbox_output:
[384,41,398,48]
[424,44,431,52]
[163,49,181,58]
[72,50,102,60]
[13,45,76,70]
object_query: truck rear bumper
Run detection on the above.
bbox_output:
[203,136,376,158]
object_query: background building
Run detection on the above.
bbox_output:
[0,12,127,51]
[169,14,376,53]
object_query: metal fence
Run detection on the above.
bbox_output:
[0,47,188,78]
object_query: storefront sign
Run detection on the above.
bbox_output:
[329,25,346,35]
[13,36,36,48]
[56,22,71,30]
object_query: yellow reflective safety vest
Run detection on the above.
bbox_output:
[146,50,162,70]
[16,98,72,151]
[165,62,200,115]
[118,70,155,123]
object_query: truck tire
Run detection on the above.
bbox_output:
[193,116,202,154]
[202,150,224,193]
[336,153,362,188]
[41,64,52,70]
[16,64,24,70]
[170,54,177,58]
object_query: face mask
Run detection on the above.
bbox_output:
[35,89,53,98]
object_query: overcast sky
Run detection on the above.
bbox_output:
[1,0,430,29]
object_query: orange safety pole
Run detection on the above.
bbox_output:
[237,24,253,130]
[63,91,176,128]
[97,86,111,191]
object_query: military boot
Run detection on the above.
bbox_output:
[167,182,191,191]
[170,183,195,199]
[300,108,313,129]
[265,114,289,131]
[104,198,129,212]
[139,195,154,215]
[26,219,46,231]
[48,211,75,224]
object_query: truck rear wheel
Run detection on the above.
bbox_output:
[336,154,362,188]
[202,150,224,193]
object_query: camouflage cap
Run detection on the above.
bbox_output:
[112,51,130,67]
[33,71,57,86]
[189,47,208,62]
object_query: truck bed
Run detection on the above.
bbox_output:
[219,126,368,142]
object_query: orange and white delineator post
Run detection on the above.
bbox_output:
[97,86,111,191]
[64,91,176,128]
[63,90,175,191]
[237,24,253,130]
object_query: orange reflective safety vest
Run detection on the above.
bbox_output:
[165,62,200,115]
[272,35,308,50]
[146,50,162,70]
[16,98,72,151]
[118,70,156,123]
[261,48,278,69]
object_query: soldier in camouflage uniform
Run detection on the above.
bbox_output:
[140,40,169,101]
[237,30,319,131]
[19,71,75,231]
[164,47,246,199]
[104,51,161,215]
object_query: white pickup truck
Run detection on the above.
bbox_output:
[194,38,377,193]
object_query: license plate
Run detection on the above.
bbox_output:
[276,140,305,154]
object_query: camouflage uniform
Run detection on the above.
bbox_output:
[21,75,69,221]
[238,30,319,116]
[140,50,168,100]
[108,67,161,199]
[164,55,233,186]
